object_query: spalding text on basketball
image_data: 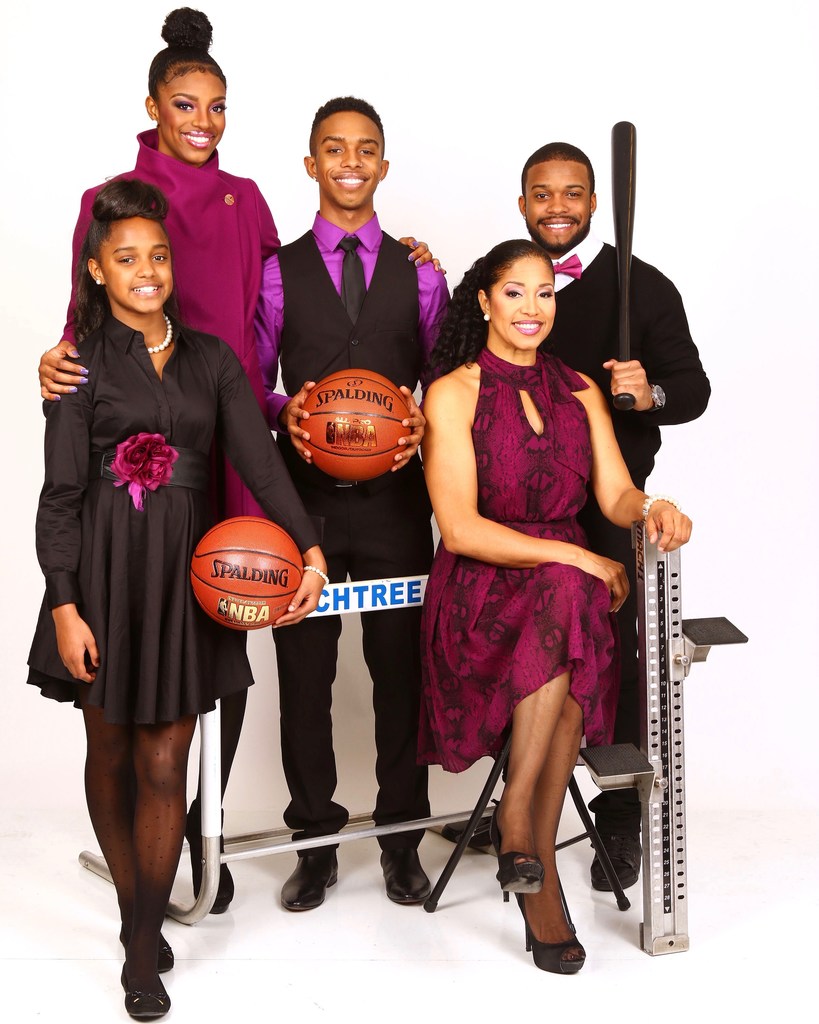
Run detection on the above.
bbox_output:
[210,559,290,586]
[314,386,395,412]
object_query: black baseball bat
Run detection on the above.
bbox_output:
[611,121,637,411]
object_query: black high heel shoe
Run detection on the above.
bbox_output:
[119,930,174,973]
[515,892,586,975]
[120,966,171,1020]
[185,803,234,914]
[489,806,544,899]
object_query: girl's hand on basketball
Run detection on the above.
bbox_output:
[52,604,99,682]
[281,381,316,463]
[40,339,89,401]
[574,550,629,613]
[393,388,425,471]
[273,547,328,627]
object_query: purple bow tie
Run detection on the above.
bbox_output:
[552,254,582,280]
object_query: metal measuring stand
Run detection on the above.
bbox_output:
[581,521,747,954]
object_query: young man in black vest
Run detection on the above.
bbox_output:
[518,142,710,891]
[255,97,449,910]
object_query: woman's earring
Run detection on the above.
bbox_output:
[483,312,490,322]
[96,278,103,286]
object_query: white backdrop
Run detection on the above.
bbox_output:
[1,0,817,835]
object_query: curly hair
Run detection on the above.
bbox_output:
[429,240,553,377]
[75,179,176,341]
[147,8,226,99]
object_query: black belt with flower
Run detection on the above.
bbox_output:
[90,432,209,510]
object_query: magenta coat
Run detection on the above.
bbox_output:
[63,130,279,518]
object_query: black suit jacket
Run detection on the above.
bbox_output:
[548,242,710,482]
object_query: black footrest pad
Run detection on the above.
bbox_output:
[682,616,748,646]
[581,743,653,778]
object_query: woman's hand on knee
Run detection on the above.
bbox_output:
[576,552,629,613]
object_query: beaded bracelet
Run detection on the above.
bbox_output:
[641,494,682,520]
[303,565,330,586]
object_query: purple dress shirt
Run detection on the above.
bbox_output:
[255,213,450,429]
[62,130,280,517]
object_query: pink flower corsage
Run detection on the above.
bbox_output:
[110,432,178,511]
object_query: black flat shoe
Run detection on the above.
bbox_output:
[185,804,234,914]
[516,894,586,975]
[119,930,174,974]
[590,832,642,891]
[281,850,338,911]
[120,966,171,1020]
[380,848,431,904]
[489,808,544,898]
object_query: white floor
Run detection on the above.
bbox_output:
[2,804,815,1024]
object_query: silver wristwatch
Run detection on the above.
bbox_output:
[650,384,666,409]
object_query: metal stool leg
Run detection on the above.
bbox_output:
[424,735,511,913]
[566,775,630,911]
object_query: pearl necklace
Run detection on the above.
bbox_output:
[146,315,174,354]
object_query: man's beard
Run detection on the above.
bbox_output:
[525,217,590,259]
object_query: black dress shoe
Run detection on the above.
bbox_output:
[281,851,338,911]
[590,833,642,891]
[380,848,431,904]
[441,814,494,849]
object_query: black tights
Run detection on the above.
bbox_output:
[80,697,196,992]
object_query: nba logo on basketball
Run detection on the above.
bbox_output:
[326,417,377,450]
[215,597,271,626]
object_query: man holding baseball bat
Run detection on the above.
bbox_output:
[519,141,710,891]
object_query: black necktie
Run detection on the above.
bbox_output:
[338,236,366,322]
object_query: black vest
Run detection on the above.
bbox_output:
[277,230,424,495]
[278,230,421,394]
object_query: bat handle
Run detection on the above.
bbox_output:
[613,393,636,411]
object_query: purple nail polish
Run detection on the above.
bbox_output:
[69,387,77,393]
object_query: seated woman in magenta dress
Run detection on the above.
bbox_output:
[419,239,692,975]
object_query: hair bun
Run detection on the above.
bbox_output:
[161,7,213,51]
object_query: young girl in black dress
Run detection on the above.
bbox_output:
[27,179,327,1019]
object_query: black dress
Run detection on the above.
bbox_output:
[27,316,319,724]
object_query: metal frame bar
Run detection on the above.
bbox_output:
[77,561,664,934]
[80,547,745,950]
